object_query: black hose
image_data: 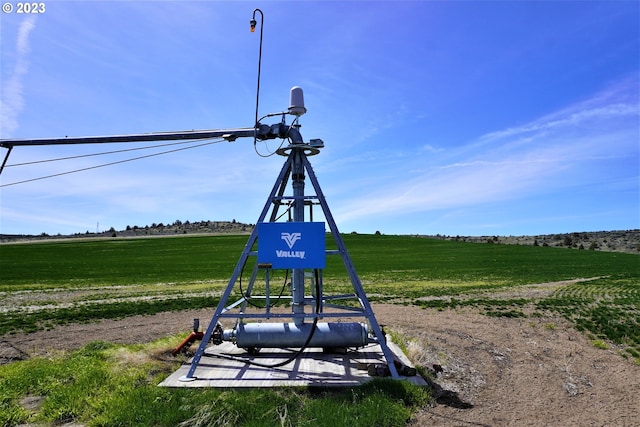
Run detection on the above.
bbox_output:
[212,268,321,368]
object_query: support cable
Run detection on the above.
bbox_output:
[0,138,224,188]
[3,139,208,168]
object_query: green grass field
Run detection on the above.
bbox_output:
[1,234,638,426]
[1,234,638,347]
[3,233,637,287]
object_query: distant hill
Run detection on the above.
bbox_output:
[2,222,638,254]
[423,229,640,254]
[0,220,253,243]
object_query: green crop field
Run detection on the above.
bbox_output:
[1,234,638,348]
[3,234,637,287]
[1,234,638,426]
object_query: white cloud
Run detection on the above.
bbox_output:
[0,16,36,137]
[480,103,638,143]
[479,76,639,144]
[333,78,639,225]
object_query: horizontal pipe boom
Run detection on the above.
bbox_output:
[0,128,257,147]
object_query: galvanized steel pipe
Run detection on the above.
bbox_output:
[224,322,368,349]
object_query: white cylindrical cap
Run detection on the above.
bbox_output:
[288,86,307,116]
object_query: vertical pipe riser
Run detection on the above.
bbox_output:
[291,149,306,325]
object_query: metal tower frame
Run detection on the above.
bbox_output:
[182,143,400,380]
[0,89,402,380]
[0,7,404,382]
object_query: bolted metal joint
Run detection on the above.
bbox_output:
[212,324,224,345]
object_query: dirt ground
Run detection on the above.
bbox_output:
[1,304,639,427]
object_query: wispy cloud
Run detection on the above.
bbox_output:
[480,103,638,143]
[467,76,639,154]
[0,16,36,138]
[334,78,639,225]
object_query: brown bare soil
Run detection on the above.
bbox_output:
[380,305,640,427]
[1,303,639,426]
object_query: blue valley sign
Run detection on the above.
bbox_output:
[257,222,326,269]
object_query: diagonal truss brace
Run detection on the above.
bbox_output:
[183,146,399,380]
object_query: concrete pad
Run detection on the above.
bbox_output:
[160,340,427,388]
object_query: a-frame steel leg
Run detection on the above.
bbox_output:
[182,155,294,380]
[301,155,400,378]
[182,147,400,380]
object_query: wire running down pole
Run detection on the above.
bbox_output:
[250,8,264,147]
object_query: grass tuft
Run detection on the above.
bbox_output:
[0,340,431,427]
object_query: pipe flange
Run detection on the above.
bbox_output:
[276,144,320,157]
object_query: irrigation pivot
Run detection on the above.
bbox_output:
[1,87,404,383]
[0,8,414,385]
[178,88,401,382]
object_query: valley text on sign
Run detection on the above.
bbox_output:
[257,222,326,269]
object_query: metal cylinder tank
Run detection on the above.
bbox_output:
[225,322,368,349]
[288,86,306,116]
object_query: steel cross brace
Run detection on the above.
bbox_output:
[182,145,400,380]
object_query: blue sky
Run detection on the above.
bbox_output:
[1,1,638,236]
